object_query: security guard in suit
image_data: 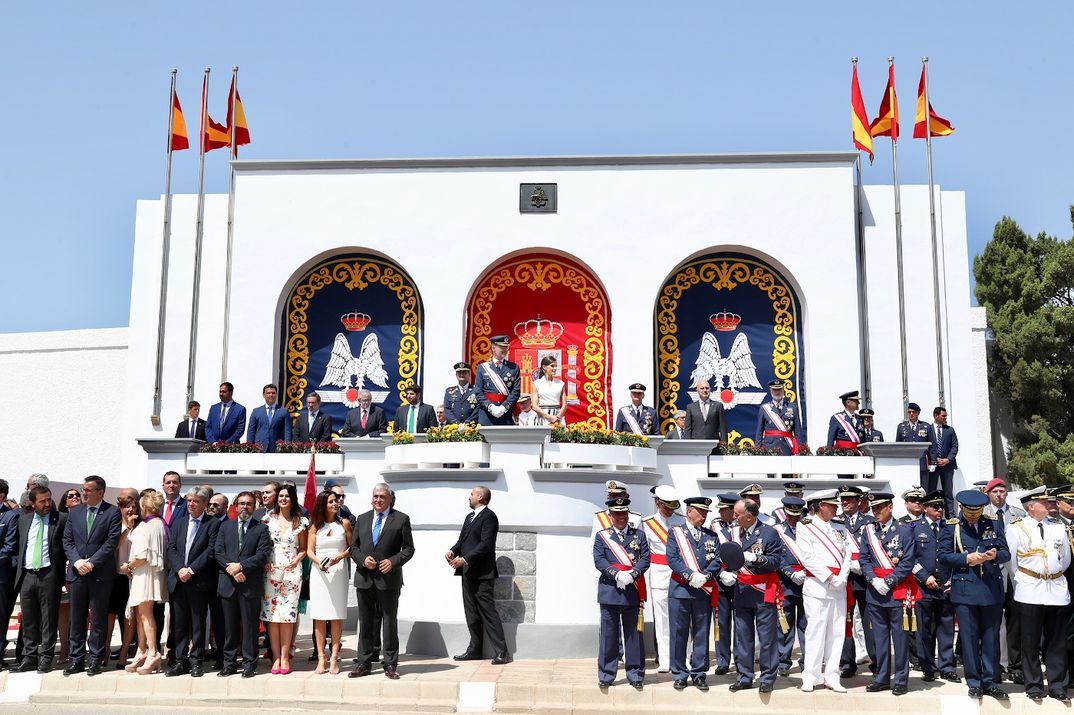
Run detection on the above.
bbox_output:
[443,362,479,425]
[827,390,862,449]
[838,485,877,677]
[665,497,722,691]
[709,493,739,674]
[860,408,884,442]
[894,402,936,491]
[774,497,808,677]
[593,497,651,689]
[859,491,918,696]
[755,379,802,456]
[911,490,959,684]
[474,335,521,426]
[937,489,1009,700]
[613,383,659,435]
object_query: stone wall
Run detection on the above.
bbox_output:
[494,531,536,623]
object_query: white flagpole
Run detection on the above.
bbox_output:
[152,69,178,425]
[221,65,238,382]
[922,56,947,410]
[889,57,910,413]
[186,67,210,405]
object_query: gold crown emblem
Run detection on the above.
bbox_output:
[514,317,564,348]
[341,311,371,331]
[709,310,742,332]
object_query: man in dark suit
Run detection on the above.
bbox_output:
[446,486,509,664]
[205,382,247,444]
[175,400,207,440]
[340,389,388,438]
[214,491,272,678]
[349,483,415,679]
[166,486,221,678]
[683,381,727,442]
[666,410,687,439]
[0,479,19,669]
[614,383,660,435]
[161,471,188,528]
[61,475,121,676]
[394,385,436,435]
[13,486,67,674]
[931,407,959,515]
[294,391,333,442]
[246,383,292,452]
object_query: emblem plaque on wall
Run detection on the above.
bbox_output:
[519,183,557,213]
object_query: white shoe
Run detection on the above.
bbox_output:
[825,681,847,693]
[801,681,815,692]
[657,667,670,673]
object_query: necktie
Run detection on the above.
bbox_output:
[32,514,44,569]
[373,511,384,545]
[689,527,699,541]
[186,518,200,564]
[407,406,417,433]
[221,404,229,429]
[1039,523,1045,540]
[267,406,274,422]
[361,410,368,429]
[86,506,96,535]
[239,520,247,549]
[701,401,709,420]
[310,411,317,429]
[932,521,939,540]
[190,419,196,436]
[164,500,174,524]
[740,528,749,546]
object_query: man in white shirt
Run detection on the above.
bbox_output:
[640,485,683,673]
[515,395,536,426]
[982,477,1026,683]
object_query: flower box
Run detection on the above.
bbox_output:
[629,446,658,470]
[384,441,490,470]
[264,453,344,473]
[708,455,795,475]
[187,453,265,473]
[790,455,873,475]
[543,443,634,470]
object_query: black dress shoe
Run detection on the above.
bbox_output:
[892,684,907,696]
[777,666,790,677]
[37,659,52,674]
[693,676,709,692]
[453,652,482,661]
[349,663,371,678]
[1009,671,1024,685]
[190,663,204,678]
[940,670,961,683]
[217,665,237,677]
[629,680,643,691]
[673,679,688,690]
[63,660,84,676]
[15,659,39,673]
[241,665,257,678]
[713,665,729,675]
[865,682,889,692]
[491,655,512,665]
[921,672,936,682]
[86,661,103,676]
[598,680,611,689]
[729,680,752,691]
[967,687,981,699]
[984,687,1008,700]
[384,664,400,680]
[1028,691,1044,702]
[759,682,774,693]
[1050,691,1071,703]
[839,667,856,678]
[166,663,190,677]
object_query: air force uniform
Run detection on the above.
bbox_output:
[894,404,936,491]
[731,519,783,690]
[474,336,521,426]
[909,492,957,680]
[755,384,803,456]
[774,498,808,674]
[710,495,739,672]
[614,384,659,435]
[444,362,479,424]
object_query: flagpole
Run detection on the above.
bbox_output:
[922,56,946,410]
[186,67,210,405]
[221,65,238,383]
[889,56,910,412]
[152,69,178,426]
[854,151,872,407]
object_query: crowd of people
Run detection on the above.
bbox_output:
[595,477,1074,702]
[0,473,509,680]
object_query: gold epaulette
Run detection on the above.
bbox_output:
[1011,518,1022,524]
[801,517,813,524]
[946,518,959,525]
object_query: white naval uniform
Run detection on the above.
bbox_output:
[1005,516,1071,606]
[796,516,854,689]
[641,510,684,672]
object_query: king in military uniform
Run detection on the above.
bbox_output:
[443,361,479,425]
[826,390,862,450]
[474,335,521,426]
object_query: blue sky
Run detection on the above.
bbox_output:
[2,3,1071,332]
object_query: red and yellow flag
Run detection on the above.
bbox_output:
[170,92,189,151]
[199,74,230,153]
[226,75,251,154]
[850,64,874,161]
[870,63,899,141]
[913,64,954,139]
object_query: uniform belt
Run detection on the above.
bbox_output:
[484,393,507,403]
[764,430,793,438]
[1018,566,1064,581]
[24,567,50,574]
[650,554,668,565]
[834,439,860,449]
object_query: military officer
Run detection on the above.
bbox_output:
[911,490,959,684]
[860,408,883,442]
[838,485,877,677]
[593,497,651,689]
[894,402,936,491]
[709,493,739,674]
[474,335,521,426]
[738,483,776,527]
[774,496,808,677]
[665,497,722,691]
[755,379,802,456]
[591,481,641,537]
[826,390,862,450]
[771,482,805,524]
[726,498,783,693]
[898,487,926,525]
[798,489,853,692]
[640,485,684,673]
[1005,486,1072,703]
[859,491,918,695]
[443,362,479,425]
[614,383,659,435]
[981,477,1025,684]
[1051,485,1074,688]
[938,489,1010,700]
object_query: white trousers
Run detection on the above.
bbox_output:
[802,594,846,687]
[650,588,670,670]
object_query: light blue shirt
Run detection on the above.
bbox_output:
[24,512,50,569]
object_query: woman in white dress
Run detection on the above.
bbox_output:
[120,490,167,675]
[306,490,353,674]
[532,356,567,426]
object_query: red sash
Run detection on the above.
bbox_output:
[598,529,647,602]
[484,392,507,404]
[834,439,860,450]
[738,568,781,604]
[761,402,799,453]
[864,525,920,602]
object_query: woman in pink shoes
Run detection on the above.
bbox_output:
[121,490,168,675]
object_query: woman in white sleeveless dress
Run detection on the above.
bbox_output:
[307,490,353,674]
[121,490,167,675]
[532,356,567,426]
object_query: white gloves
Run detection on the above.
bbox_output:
[743,551,757,564]
[719,571,738,587]
[488,404,507,418]
[850,561,862,575]
[614,570,634,589]
[791,571,806,586]
[830,573,848,590]
[871,577,890,596]
[688,572,708,589]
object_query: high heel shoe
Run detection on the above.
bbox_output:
[125,652,147,673]
[329,650,340,675]
[136,653,162,675]
[315,654,327,675]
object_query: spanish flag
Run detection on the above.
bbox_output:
[226,75,251,153]
[850,64,874,161]
[170,92,189,151]
[203,114,230,152]
[870,63,899,141]
[913,63,954,139]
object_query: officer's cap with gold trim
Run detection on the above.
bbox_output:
[781,497,806,515]
[605,480,628,496]
[868,491,895,506]
[784,482,804,495]
[768,379,785,389]
[716,493,739,509]
[490,335,511,348]
[840,390,860,403]
[684,496,713,513]
[738,483,764,497]
[837,485,864,499]
[1019,485,1049,505]
[453,361,471,372]
[956,489,988,515]
[859,408,876,418]
[650,484,681,510]
[809,489,841,506]
[901,486,926,502]
[922,490,945,506]
[1054,484,1074,500]
[605,497,631,513]
[629,383,646,393]
[907,402,921,412]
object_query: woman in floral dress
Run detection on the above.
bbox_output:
[261,482,308,674]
